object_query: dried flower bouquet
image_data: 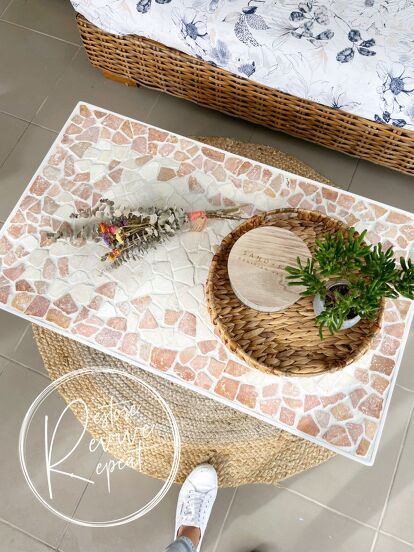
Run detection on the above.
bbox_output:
[47,199,244,267]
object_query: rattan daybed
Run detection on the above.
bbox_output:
[75,12,414,176]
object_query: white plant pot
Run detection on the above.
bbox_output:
[313,280,361,331]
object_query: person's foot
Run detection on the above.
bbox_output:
[175,464,218,551]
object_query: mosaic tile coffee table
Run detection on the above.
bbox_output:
[1,102,413,465]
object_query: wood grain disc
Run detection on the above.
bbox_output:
[227,226,311,312]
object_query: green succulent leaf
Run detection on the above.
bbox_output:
[286,258,326,297]
[316,295,351,338]
[394,257,414,299]
[285,226,414,339]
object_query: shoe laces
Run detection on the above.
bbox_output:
[182,489,206,524]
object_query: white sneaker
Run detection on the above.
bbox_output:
[175,464,218,551]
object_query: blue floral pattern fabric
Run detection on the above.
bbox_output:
[72,0,414,128]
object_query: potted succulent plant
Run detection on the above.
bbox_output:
[285,228,414,338]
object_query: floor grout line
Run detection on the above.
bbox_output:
[0,118,30,171]
[374,398,414,532]
[12,322,30,352]
[0,352,49,379]
[395,383,414,394]
[246,129,255,146]
[0,109,31,124]
[0,18,82,47]
[0,0,14,18]
[278,393,414,543]
[0,357,9,374]
[212,487,238,552]
[378,529,414,548]
[278,485,377,531]
[55,450,105,551]
[144,92,161,123]
[369,530,379,552]
[347,158,360,192]
[0,122,33,170]
[0,108,58,172]
[0,115,59,175]
[30,45,81,129]
[0,517,56,550]
[55,521,69,552]
[33,96,54,124]
[29,120,60,134]
[0,45,71,171]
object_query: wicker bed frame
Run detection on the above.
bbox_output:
[77,14,414,176]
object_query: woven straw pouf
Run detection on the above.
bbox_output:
[32,138,336,487]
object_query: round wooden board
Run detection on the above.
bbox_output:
[228,226,311,312]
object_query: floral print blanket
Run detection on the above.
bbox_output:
[72,0,414,128]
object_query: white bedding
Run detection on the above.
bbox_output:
[72,0,414,128]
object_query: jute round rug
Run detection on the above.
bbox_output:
[32,138,336,487]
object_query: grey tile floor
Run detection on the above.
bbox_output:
[0,1,413,550]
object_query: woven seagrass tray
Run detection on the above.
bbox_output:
[206,208,384,377]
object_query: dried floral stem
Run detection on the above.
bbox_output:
[205,206,246,219]
[46,200,247,268]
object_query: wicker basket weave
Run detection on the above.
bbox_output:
[206,208,384,377]
[76,14,414,176]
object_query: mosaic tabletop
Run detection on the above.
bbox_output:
[1,102,413,465]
